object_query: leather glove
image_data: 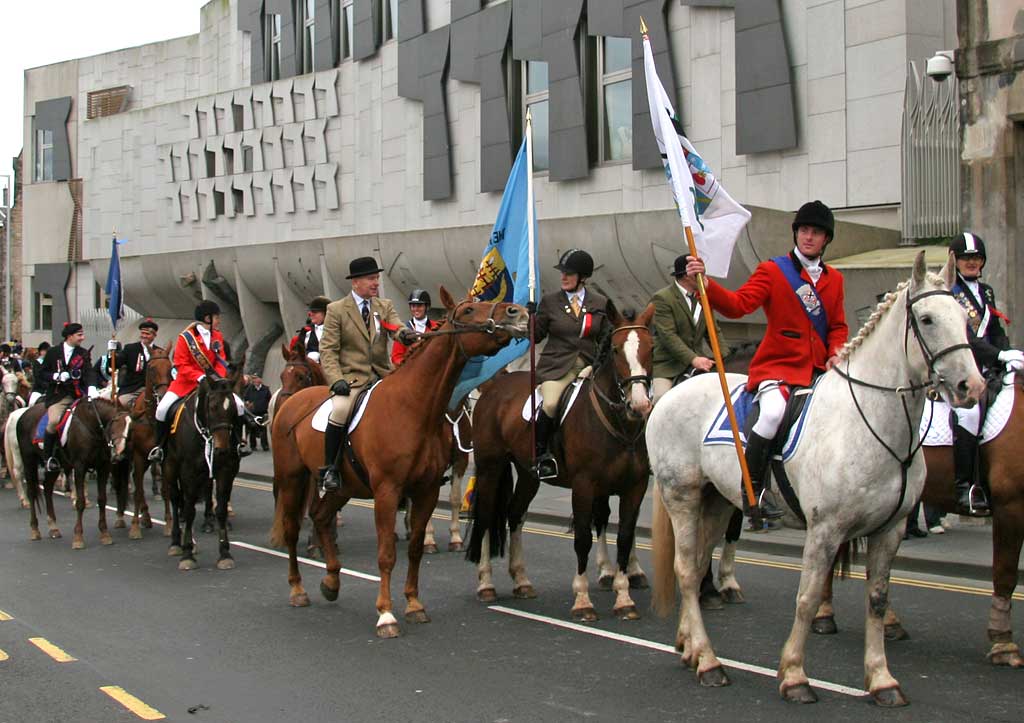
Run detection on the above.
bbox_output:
[998,349,1024,372]
[331,379,351,397]
[58,371,71,383]
[397,328,420,347]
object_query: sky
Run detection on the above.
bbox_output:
[0,0,210,201]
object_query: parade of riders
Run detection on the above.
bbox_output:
[290,295,331,363]
[391,289,440,366]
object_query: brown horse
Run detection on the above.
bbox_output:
[809,374,1024,668]
[269,288,528,637]
[467,303,657,620]
[15,398,132,547]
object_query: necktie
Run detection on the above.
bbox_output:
[570,295,581,318]
[361,301,371,329]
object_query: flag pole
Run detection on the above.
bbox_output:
[109,229,118,403]
[641,17,759,516]
[525,109,539,471]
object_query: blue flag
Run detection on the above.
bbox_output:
[449,138,538,409]
[105,237,125,329]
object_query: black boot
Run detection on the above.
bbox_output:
[532,411,558,480]
[148,418,169,462]
[319,422,346,494]
[953,426,990,516]
[43,432,60,473]
[742,432,784,521]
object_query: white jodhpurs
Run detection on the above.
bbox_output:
[155,391,180,422]
[953,402,982,435]
[751,380,787,439]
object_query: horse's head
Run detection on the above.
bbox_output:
[278,342,320,405]
[91,398,133,462]
[439,286,529,356]
[199,353,245,453]
[2,370,19,395]
[605,302,656,419]
[907,250,985,407]
[146,348,173,405]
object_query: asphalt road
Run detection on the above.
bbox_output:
[0,475,1021,723]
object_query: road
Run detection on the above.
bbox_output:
[0,470,1021,722]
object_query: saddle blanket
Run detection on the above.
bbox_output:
[920,373,1015,447]
[520,378,585,425]
[702,383,815,462]
[312,381,382,433]
[34,403,78,448]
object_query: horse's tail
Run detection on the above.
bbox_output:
[465,461,513,564]
[269,469,309,549]
[650,484,678,618]
[4,410,31,510]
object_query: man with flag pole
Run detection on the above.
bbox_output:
[105,231,125,401]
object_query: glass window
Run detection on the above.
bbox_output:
[303,0,316,74]
[336,0,354,60]
[384,0,398,41]
[524,62,549,172]
[266,13,282,81]
[34,293,53,331]
[35,129,54,182]
[599,37,632,162]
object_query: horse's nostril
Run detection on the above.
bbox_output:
[957,380,968,394]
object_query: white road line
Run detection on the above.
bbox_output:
[489,605,868,699]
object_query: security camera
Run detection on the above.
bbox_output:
[925,52,954,81]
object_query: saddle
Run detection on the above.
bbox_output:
[34,402,80,447]
[169,393,194,435]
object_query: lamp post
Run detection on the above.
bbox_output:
[1,173,11,342]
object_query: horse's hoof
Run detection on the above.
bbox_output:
[141,513,153,528]
[200,521,214,534]
[447,541,463,553]
[30,529,41,541]
[167,544,183,556]
[71,538,85,550]
[290,592,310,607]
[990,650,1024,668]
[376,623,401,639]
[598,575,614,591]
[162,526,171,538]
[128,525,142,541]
[513,585,537,599]
[781,682,818,704]
[114,519,126,529]
[178,558,198,571]
[700,592,724,611]
[811,615,838,635]
[871,686,908,707]
[614,605,641,621]
[720,588,745,604]
[99,533,114,546]
[571,607,599,623]
[423,543,438,555]
[49,529,62,540]
[405,610,430,624]
[628,573,649,590]
[319,581,339,602]
[20,500,30,509]
[216,557,235,570]
[477,588,497,604]
[698,666,731,688]
[884,623,910,641]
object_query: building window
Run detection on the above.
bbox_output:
[266,13,283,81]
[383,0,398,42]
[336,0,354,60]
[599,36,632,162]
[34,292,53,331]
[303,0,316,74]
[524,62,549,172]
[35,129,54,182]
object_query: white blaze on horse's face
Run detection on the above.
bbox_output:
[2,372,18,394]
[623,330,652,417]
[114,416,132,457]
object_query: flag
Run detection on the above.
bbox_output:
[448,136,539,408]
[105,236,125,330]
[642,33,750,278]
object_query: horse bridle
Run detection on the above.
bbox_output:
[416,301,523,360]
[588,324,653,447]
[85,400,126,458]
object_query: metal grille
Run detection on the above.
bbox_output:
[901,62,960,245]
[86,86,132,119]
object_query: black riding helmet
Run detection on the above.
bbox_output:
[792,200,835,241]
[308,295,331,313]
[554,249,594,278]
[408,289,431,307]
[194,300,221,322]
[950,232,986,264]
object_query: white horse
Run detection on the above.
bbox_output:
[3,406,30,509]
[647,251,984,706]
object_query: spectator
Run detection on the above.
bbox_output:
[242,374,271,451]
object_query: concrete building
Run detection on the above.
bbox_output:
[19,0,964,378]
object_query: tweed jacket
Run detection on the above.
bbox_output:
[651,282,729,380]
[320,294,403,389]
[534,288,611,382]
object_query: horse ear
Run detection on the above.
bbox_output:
[439,286,456,310]
[637,302,656,328]
[281,343,290,361]
[911,249,928,288]
[940,250,956,289]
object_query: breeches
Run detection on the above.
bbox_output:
[952,403,982,435]
[328,393,356,427]
[154,390,245,422]
[751,381,787,439]
[118,390,141,409]
[540,359,585,418]
[652,377,673,405]
[46,397,73,434]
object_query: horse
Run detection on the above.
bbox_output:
[467,303,657,620]
[269,288,527,637]
[1,370,26,485]
[3,406,31,509]
[163,362,246,571]
[15,398,132,548]
[647,251,985,706]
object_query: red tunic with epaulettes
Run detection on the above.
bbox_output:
[168,323,229,397]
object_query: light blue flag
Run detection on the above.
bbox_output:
[449,137,538,409]
[105,237,126,330]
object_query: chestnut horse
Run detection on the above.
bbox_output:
[269,288,528,637]
[467,303,656,620]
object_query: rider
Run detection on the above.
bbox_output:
[947,232,1024,515]
[651,254,729,403]
[391,289,441,366]
[687,200,849,522]
[115,318,160,409]
[319,257,417,493]
[34,322,99,472]
[149,301,250,462]
[290,296,331,363]
[532,249,611,480]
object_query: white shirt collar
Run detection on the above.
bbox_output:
[351,291,370,308]
[62,342,75,361]
[196,324,212,346]
[565,288,585,303]
[411,317,428,333]
[793,247,823,283]
[674,280,694,298]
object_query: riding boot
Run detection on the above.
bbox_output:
[148,418,169,463]
[532,411,558,480]
[953,426,990,516]
[741,432,784,521]
[43,431,60,473]
[319,422,346,493]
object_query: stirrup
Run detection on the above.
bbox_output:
[44,457,60,473]
[533,454,558,481]
[147,447,164,463]
[319,466,341,495]
[237,441,252,458]
[964,484,991,517]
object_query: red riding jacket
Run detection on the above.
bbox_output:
[705,253,848,390]
[168,323,229,397]
[391,319,440,366]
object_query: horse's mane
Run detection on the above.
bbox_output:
[837,271,944,361]
[589,320,617,371]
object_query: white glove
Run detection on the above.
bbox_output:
[58,371,71,382]
[87,386,99,400]
[52,371,60,381]
[998,349,1024,372]
[196,374,206,384]
[107,339,119,351]
[307,352,321,362]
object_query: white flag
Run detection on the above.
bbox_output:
[643,34,751,278]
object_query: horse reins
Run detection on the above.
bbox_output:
[586,324,652,449]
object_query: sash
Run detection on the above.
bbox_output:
[772,255,828,348]
[181,327,217,377]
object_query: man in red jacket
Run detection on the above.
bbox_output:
[687,200,848,521]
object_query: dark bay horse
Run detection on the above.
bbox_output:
[16,399,132,548]
[467,303,656,620]
[269,288,528,637]
[164,365,246,571]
